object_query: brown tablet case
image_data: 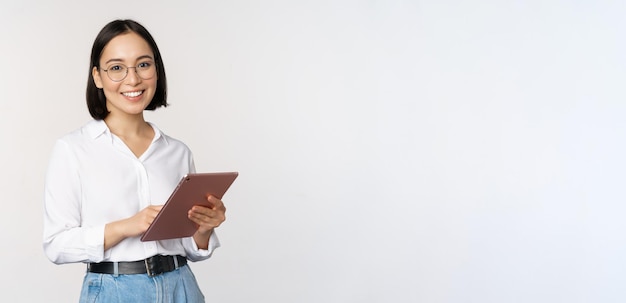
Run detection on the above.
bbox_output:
[140,172,239,241]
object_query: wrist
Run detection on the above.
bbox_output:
[195,228,213,239]
[193,229,213,250]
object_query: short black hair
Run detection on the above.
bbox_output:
[86,19,168,120]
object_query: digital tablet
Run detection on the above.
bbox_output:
[140,172,239,242]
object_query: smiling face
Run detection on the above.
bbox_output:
[92,32,157,120]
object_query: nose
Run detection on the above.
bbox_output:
[125,67,141,84]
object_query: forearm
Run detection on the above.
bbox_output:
[193,229,214,250]
[104,219,131,251]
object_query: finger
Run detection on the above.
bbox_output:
[187,213,203,225]
[190,205,213,217]
[189,208,223,224]
[148,205,163,214]
[188,208,212,222]
[207,195,224,209]
[188,213,217,229]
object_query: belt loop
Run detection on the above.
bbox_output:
[113,262,119,277]
[173,255,179,269]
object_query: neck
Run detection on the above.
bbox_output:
[104,113,150,138]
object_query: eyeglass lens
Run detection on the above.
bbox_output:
[104,62,156,82]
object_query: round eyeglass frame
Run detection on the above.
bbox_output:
[100,63,157,82]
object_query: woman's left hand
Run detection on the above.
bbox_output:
[188,195,226,248]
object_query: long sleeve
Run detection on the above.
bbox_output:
[43,139,106,264]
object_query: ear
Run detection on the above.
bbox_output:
[92,66,104,89]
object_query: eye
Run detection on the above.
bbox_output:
[107,65,124,72]
[137,61,153,70]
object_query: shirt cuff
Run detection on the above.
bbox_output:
[84,225,106,262]
[183,231,221,262]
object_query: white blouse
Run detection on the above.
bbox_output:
[43,119,219,264]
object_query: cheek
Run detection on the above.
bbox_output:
[100,83,122,101]
[145,80,159,96]
[149,78,158,89]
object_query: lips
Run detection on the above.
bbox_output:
[122,90,144,98]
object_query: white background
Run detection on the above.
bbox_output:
[1,1,625,302]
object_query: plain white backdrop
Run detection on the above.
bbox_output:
[1,1,625,302]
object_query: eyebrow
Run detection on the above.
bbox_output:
[104,55,154,65]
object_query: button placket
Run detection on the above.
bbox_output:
[136,160,158,253]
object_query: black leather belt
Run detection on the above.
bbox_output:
[87,255,187,277]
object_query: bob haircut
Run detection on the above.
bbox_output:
[86,19,168,120]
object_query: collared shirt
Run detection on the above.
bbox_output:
[43,119,219,264]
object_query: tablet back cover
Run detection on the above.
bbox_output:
[141,172,238,241]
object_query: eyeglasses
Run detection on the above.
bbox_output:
[101,61,157,82]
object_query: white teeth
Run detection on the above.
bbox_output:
[123,91,143,97]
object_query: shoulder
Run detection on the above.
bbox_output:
[54,119,104,146]
[149,122,193,153]
[47,120,103,167]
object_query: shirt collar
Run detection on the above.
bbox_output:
[84,119,168,145]
[85,119,109,139]
[147,121,168,145]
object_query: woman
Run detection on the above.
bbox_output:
[43,19,225,303]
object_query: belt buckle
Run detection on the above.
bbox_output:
[144,258,154,277]
[144,256,164,277]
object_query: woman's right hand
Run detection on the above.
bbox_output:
[104,205,163,250]
[124,205,163,237]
